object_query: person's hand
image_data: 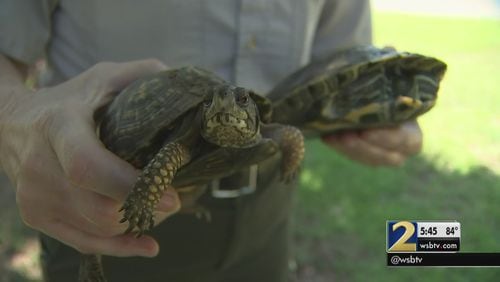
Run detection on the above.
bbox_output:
[0,59,180,257]
[321,120,423,166]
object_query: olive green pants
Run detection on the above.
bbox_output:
[40,156,295,282]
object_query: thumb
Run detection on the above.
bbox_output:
[96,59,169,92]
[68,59,169,109]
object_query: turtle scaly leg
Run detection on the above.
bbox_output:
[120,142,191,236]
[278,125,305,182]
[263,124,305,183]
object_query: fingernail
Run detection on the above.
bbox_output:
[140,238,160,257]
[157,192,178,212]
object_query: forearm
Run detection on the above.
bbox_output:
[0,54,32,135]
[0,54,30,88]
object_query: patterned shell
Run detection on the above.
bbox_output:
[267,45,447,134]
[99,67,226,167]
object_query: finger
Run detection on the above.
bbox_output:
[43,220,159,257]
[76,59,169,108]
[70,188,127,235]
[361,121,422,155]
[15,145,124,237]
[323,133,405,166]
[156,186,181,213]
[360,127,406,151]
[15,137,71,225]
[17,137,163,257]
[49,112,138,201]
[400,120,423,155]
[97,59,168,92]
[73,185,180,235]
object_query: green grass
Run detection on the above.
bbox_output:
[291,13,500,281]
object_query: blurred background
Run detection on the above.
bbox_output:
[1,0,499,281]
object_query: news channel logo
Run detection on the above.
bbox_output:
[386,220,500,267]
[386,220,460,253]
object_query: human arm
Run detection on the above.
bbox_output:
[0,55,180,257]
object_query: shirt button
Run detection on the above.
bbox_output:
[246,35,257,50]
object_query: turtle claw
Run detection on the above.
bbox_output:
[119,199,156,237]
[123,222,134,235]
[281,170,297,184]
[281,161,301,184]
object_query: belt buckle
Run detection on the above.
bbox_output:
[210,165,258,198]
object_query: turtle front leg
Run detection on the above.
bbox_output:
[263,124,305,183]
[120,142,191,236]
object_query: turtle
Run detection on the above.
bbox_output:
[79,66,305,282]
[267,45,447,135]
[99,67,304,234]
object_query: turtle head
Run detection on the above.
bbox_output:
[200,85,261,148]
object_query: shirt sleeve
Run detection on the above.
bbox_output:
[0,0,58,64]
[311,0,373,60]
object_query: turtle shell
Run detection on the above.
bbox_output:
[268,45,447,135]
[99,67,226,167]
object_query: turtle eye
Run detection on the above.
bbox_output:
[236,92,250,106]
[203,99,212,107]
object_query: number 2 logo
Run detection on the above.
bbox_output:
[388,221,417,252]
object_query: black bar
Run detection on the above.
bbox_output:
[416,237,460,252]
[387,253,500,267]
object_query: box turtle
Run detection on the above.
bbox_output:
[267,45,447,135]
[99,67,304,233]
[79,66,304,282]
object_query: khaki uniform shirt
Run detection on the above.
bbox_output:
[1,0,372,93]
